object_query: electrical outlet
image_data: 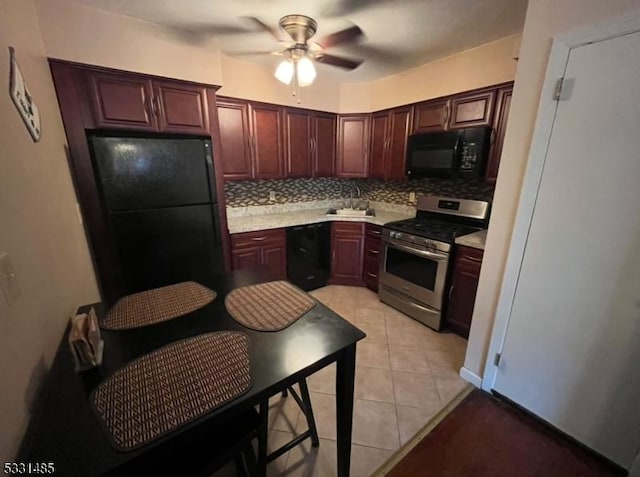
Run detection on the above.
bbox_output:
[409,192,416,203]
[0,252,21,306]
[269,191,276,201]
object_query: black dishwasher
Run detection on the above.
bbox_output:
[287,223,331,291]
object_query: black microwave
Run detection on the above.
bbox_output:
[406,126,491,178]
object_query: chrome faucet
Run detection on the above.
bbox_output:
[348,182,361,209]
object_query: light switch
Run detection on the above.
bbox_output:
[409,192,416,203]
[0,252,21,306]
[269,191,276,201]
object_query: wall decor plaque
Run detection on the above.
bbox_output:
[9,47,41,142]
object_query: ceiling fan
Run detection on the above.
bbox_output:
[243,14,365,90]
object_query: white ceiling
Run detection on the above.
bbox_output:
[69,0,528,82]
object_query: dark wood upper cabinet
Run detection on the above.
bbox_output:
[486,84,513,183]
[217,98,336,181]
[369,112,389,180]
[369,106,411,180]
[448,89,496,129]
[250,103,283,179]
[336,114,370,178]
[386,106,413,180]
[86,70,212,136]
[215,81,511,182]
[312,112,336,177]
[216,98,252,180]
[283,108,312,178]
[153,81,209,135]
[86,70,157,131]
[413,99,449,134]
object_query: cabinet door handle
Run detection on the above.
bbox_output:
[251,236,267,241]
[152,96,161,116]
[490,127,496,145]
[449,285,455,300]
[369,230,381,235]
[144,97,153,117]
[367,248,379,255]
[366,271,377,278]
[462,254,483,264]
[443,104,449,127]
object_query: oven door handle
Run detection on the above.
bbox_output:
[384,239,449,261]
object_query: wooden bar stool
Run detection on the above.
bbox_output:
[257,377,320,469]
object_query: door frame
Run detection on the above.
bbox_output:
[482,10,640,392]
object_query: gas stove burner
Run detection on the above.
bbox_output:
[386,219,481,244]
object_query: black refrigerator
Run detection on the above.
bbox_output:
[89,135,224,297]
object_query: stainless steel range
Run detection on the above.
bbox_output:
[379,196,490,331]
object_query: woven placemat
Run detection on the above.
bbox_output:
[102,282,216,330]
[91,331,252,451]
[225,280,316,331]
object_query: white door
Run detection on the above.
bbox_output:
[493,30,640,468]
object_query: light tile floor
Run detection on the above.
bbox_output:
[262,285,469,477]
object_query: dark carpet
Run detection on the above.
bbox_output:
[387,390,624,477]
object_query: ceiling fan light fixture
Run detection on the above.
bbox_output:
[297,57,317,87]
[274,59,294,85]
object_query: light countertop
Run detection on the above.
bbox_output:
[455,229,488,251]
[227,207,413,234]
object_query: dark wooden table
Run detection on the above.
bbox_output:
[20,270,365,476]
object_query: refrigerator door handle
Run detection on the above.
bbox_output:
[212,206,221,246]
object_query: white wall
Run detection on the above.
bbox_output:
[464,0,640,379]
[35,0,224,85]
[340,35,519,113]
[0,0,100,461]
[36,0,516,114]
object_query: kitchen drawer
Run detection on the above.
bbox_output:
[366,224,382,239]
[332,222,366,236]
[363,256,380,292]
[364,237,381,260]
[456,245,484,269]
[231,228,285,248]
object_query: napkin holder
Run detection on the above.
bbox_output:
[68,307,104,372]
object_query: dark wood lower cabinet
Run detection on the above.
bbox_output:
[330,222,365,286]
[231,228,287,280]
[363,224,382,291]
[446,245,484,338]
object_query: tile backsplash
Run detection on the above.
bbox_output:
[224,177,495,208]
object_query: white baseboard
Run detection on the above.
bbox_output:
[459,367,482,388]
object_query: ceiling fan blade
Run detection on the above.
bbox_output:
[322,0,394,17]
[316,25,363,49]
[229,50,285,57]
[316,54,363,70]
[242,16,288,43]
[162,22,253,46]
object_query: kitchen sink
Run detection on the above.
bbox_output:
[326,208,375,217]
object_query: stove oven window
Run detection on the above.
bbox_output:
[386,247,438,291]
